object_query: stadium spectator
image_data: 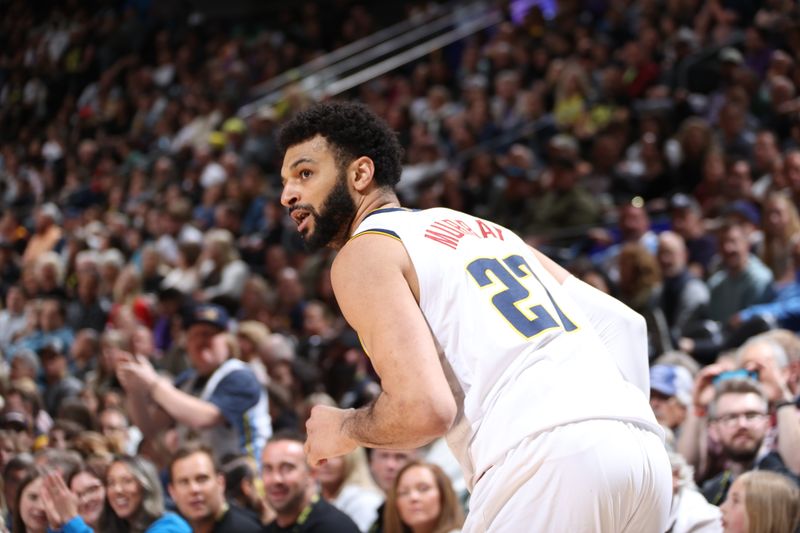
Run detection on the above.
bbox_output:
[317,447,383,532]
[168,442,262,532]
[119,304,271,466]
[261,432,360,532]
[664,452,723,533]
[367,448,421,533]
[382,461,464,533]
[657,231,710,344]
[719,470,800,533]
[650,364,694,438]
[40,340,82,416]
[67,464,107,530]
[701,378,798,505]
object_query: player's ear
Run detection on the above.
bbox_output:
[350,156,376,192]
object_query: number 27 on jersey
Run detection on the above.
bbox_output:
[467,254,577,339]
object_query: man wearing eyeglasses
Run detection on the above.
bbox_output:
[701,377,800,504]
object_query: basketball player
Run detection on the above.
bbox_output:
[279,101,671,532]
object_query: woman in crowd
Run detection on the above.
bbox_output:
[618,242,671,357]
[384,461,464,533]
[0,429,23,471]
[198,228,249,312]
[160,241,202,296]
[97,456,189,532]
[318,446,383,532]
[720,470,800,533]
[67,464,106,530]
[87,329,131,397]
[12,470,48,533]
[37,456,190,533]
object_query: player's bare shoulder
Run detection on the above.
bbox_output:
[331,232,418,301]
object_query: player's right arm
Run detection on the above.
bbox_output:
[304,233,456,463]
[530,247,650,396]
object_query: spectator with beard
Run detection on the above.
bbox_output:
[261,432,360,532]
[701,378,799,505]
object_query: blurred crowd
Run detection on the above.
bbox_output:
[2,0,800,531]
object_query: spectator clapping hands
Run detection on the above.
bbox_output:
[40,471,79,531]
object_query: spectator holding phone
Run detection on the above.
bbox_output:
[737,336,800,477]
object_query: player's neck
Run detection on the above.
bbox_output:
[348,191,401,236]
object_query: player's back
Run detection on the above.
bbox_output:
[351,207,660,488]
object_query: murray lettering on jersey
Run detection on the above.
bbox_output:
[424,218,504,250]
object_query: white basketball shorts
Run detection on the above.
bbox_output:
[463,419,672,532]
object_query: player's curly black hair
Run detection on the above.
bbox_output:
[278,101,404,188]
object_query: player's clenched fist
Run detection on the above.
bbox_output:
[304,404,358,466]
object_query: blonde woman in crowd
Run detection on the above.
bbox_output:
[384,461,464,533]
[198,228,249,307]
[87,329,131,396]
[318,446,383,532]
[108,266,152,330]
[720,470,799,533]
[160,241,202,296]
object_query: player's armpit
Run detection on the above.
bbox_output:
[529,247,571,284]
[331,234,457,447]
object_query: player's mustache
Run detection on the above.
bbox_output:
[289,204,319,217]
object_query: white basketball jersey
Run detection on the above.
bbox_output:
[351,207,661,489]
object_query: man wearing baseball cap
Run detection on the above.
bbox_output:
[119,303,271,466]
[650,364,694,436]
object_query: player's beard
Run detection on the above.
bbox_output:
[301,167,357,252]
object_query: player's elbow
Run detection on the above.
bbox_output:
[416,394,456,438]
